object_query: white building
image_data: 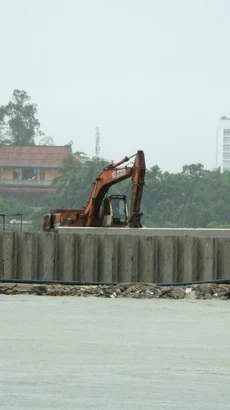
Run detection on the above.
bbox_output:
[217,116,230,171]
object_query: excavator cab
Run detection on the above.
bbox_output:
[100,195,128,227]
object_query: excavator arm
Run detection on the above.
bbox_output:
[129,150,146,227]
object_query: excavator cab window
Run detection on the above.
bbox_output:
[111,197,127,225]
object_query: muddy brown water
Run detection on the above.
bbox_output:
[0,296,230,409]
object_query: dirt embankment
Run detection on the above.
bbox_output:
[1,282,230,300]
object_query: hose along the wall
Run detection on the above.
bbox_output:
[0,278,230,286]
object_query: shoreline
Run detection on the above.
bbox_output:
[1,282,230,300]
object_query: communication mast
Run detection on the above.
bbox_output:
[95,127,100,158]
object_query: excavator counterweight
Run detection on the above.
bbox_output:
[43,150,146,231]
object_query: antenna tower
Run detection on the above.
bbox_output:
[95,126,100,158]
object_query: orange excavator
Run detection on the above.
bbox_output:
[43,150,146,231]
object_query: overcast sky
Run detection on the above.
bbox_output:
[1,0,230,171]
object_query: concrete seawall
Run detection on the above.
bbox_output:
[0,229,230,283]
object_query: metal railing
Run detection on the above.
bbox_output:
[0,213,23,232]
[0,179,54,185]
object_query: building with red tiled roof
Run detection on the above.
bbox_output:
[0,144,81,193]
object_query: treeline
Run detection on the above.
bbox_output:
[13,157,226,230]
[143,164,230,228]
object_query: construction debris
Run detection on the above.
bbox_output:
[0,282,230,300]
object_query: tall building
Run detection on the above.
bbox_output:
[217,116,230,171]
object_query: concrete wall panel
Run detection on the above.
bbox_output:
[182,237,198,283]
[56,233,76,281]
[76,234,98,282]
[197,238,216,281]
[216,239,230,279]
[138,236,158,283]
[98,235,118,283]
[16,233,36,279]
[0,232,17,279]
[36,233,56,280]
[158,237,176,283]
[117,235,139,283]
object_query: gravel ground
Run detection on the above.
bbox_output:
[1,282,230,300]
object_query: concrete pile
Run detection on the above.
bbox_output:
[1,282,230,300]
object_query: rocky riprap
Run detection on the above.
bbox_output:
[0,282,230,300]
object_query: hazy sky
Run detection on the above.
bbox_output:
[1,0,230,171]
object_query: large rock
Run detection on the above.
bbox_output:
[171,288,185,299]
[185,290,199,299]
[193,285,213,295]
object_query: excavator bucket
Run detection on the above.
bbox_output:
[129,150,146,228]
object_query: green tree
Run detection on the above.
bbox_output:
[54,155,86,207]
[0,89,43,145]
[142,163,230,228]
[74,151,90,160]
[39,136,55,146]
[55,156,110,207]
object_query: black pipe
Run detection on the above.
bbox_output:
[0,278,230,286]
[0,279,119,286]
[156,279,230,286]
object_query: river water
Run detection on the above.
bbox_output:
[0,296,230,410]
